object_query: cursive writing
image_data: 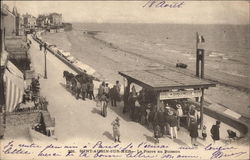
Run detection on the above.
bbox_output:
[126,151,157,159]
[37,144,62,157]
[93,150,122,158]
[3,141,31,155]
[205,144,246,159]
[138,142,168,149]
[92,141,119,149]
[143,0,184,8]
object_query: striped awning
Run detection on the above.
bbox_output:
[3,61,24,112]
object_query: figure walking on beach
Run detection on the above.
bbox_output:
[111,117,121,143]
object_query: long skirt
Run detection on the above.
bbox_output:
[113,128,120,138]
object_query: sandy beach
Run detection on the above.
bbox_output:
[41,24,249,119]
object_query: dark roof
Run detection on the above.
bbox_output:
[119,69,216,91]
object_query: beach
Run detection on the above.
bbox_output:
[41,23,250,119]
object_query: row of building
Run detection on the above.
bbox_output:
[1,3,64,36]
[0,2,55,140]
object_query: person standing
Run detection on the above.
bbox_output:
[111,117,121,143]
[187,105,197,127]
[157,107,165,137]
[44,43,47,53]
[104,83,110,98]
[168,110,178,139]
[210,121,221,144]
[81,82,88,100]
[154,124,161,144]
[189,118,199,146]
[115,80,121,101]
[39,43,43,51]
[176,104,183,131]
[110,85,118,106]
[87,80,95,100]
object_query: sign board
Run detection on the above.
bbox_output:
[160,90,202,100]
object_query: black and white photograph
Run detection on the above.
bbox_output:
[0,0,249,159]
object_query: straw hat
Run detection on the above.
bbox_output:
[176,104,182,109]
[165,106,170,110]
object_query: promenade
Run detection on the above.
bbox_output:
[28,35,239,146]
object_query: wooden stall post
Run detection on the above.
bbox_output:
[200,88,205,129]
[196,49,200,78]
[201,50,205,79]
[156,91,161,111]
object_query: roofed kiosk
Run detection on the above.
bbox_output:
[119,69,215,91]
[119,69,216,128]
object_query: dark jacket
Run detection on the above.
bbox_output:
[81,83,88,92]
[189,122,198,138]
[168,115,178,127]
[110,87,118,100]
[157,111,165,124]
[210,125,220,140]
[88,83,94,92]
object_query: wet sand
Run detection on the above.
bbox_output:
[41,30,250,119]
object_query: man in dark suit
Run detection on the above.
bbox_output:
[210,121,221,144]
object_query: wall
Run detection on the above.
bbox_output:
[4,11,16,36]
[6,111,41,126]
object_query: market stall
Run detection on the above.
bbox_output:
[119,69,216,128]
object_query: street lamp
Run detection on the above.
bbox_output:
[44,47,47,79]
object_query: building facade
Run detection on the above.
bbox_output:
[12,6,24,36]
[49,13,62,26]
[23,13,36,29]
[36,14,50,28]
[2,4,16,36]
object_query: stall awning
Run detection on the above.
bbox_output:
[3,61,24,112]
[119,69,216,91]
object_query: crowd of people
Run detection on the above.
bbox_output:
[63,70,95,101]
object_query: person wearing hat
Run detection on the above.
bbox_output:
[176,104,183,131]
[111,117,121,143]
[168,110,178,139]
[187,105,197,127]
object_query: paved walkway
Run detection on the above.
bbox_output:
[28,35,241,147]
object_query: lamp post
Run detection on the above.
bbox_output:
[44,46,47,79]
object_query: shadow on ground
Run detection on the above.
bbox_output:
[103,131,114,141]
[143,134,156,144]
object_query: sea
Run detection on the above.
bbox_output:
[72,23,249,77]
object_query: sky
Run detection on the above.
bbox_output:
[3,1,249,24]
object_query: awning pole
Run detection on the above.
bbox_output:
[156,91,160,111]
[200,88,204,129]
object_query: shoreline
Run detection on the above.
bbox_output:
[88,31,249,93]
[41,30,250,119]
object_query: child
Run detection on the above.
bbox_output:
[154,125,161,144]
[202,125,207,140]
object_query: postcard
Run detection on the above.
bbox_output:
[0,0,249,159]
